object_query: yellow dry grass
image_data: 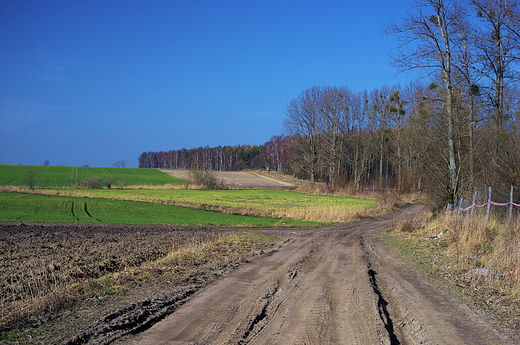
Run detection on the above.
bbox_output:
[393,210,520,300]
[273,205,373,222]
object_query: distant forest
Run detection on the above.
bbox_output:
[138,144,266,172]
[140,0,520,204]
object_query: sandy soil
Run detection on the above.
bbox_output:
[97,205,517,345]
[161,170,295,189]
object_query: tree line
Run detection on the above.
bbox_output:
[140,0,520,204]
[138,145,263,171]
[385,0,520,203]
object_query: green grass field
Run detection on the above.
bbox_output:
[0,165,183,187]
[35,189,378,213]
[0,192,321,227]
[0,165,378,226]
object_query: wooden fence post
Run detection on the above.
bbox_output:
[486,187,492,216]
[457,197,464,215]
[471,191,478,217]
[453,186,516,220]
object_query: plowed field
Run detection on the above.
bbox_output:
[161,170,295,189]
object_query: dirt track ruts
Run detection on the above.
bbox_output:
[108,204,517,345]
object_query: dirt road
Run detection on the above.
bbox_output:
[110,205,516,345]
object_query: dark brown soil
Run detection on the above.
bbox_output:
[0,222,274,344]
[1,222,219,287]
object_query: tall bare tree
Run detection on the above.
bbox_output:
[366,86,395,188]
[284,86,325,181]
[468,0,520,130]
[319,86,353,185]
[453,17,484,188]
[387,0,466,202]
[384,89,407,189]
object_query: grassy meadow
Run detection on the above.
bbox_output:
[37,188,376,210]
[0,164,379,225]
[0,164,183,188]
[0,192,320,227]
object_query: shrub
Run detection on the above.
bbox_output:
[188,169,223,190]
[81,177,102,189]
[394,212,429,233]
[104,177,123,189]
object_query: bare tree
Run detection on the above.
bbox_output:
[385,89,407,189]
[366,86,394,188]
[25,172,36,190]
[113,161,127,168]
[284,86,325,182]
[468,0,520,130]
[319,86,352,185]
[262,135,289,172]
[453,17,484,188]
[387,0,466,202]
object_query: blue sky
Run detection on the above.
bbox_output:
[1,0,417,168]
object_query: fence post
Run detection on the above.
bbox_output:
[457,197,464,215]
[486,187,492,216]
[471,191,478,217]
[509,185,514,221]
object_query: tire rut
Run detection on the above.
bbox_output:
[84,202,101,221]
[367,267,399,345]
[65,285,202,345]
[217,235,330,344]
[70,201,80,221]
[359,234,400,344]
[240,279,281,342]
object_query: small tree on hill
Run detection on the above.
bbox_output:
[25,172,36,190]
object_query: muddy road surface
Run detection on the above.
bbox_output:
[111,205,516,345]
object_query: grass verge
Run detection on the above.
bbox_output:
[381,210,520,329]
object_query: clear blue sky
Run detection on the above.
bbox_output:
[1,0,416,168]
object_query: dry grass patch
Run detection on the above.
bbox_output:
[382,210,520,332]
[294,182,425,206]
[273,205,374,222]
[0,186,26,193]
[390,210,520,307]
[394,211,430,233]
